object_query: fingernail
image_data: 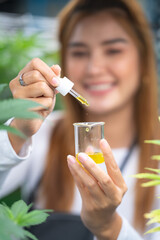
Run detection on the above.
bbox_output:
[67,155,76,164]
[54,64,61,71]
[52,77,59,86]
[100,139,109,148]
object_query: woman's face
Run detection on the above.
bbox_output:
[65,11,141,115]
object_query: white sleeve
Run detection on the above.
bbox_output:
[117,217,143,240]
[0,112,63,198]
[0,119,32,189]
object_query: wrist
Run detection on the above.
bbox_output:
[95,213,122,240]
[8,119,28,154]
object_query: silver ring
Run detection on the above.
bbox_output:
[19,74,26,86]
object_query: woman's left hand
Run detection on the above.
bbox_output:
[67,138,127,240]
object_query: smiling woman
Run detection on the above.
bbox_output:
[0,0,160,240]
[65,10,140,114]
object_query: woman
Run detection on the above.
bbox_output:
[0,0,160,239]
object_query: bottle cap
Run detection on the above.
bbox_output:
[56,77,74,96]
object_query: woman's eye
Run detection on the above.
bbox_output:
[70,52,88,57]
[106,49,122,55]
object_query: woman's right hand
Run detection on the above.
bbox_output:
[9,58,61,153]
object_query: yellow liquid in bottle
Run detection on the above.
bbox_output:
[76,96,89,106]
[76,152,104,164]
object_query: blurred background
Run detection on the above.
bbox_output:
[0,0,71,108]
[0,0,160,88]
[0,0,160,204]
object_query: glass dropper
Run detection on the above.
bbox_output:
[56,76,89,107]
[69,88,89,106]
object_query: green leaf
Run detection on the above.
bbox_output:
[145,226,160,234]
[0,200,52,240]
[18,209,51,227]
[0,124,26,138]
[23,229,38,240]
[132,173,160,180]
[0,84,7,94]
[151,155,160,160]
[0,99,44,124]
[0,215,25,240]
[0,203,14,220]
[11,200,32,220]
[145,167,160,174]
[145,140,160,145]
[145,209,160,219]
[141,180,160,187]
[147,216,160,225]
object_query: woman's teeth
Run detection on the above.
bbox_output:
[87,83,113,91]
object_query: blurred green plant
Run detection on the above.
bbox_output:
[0,32,38,84]
[133,139,160,234]
[0,31,59,84]
[0,84,52,240]
[0,31,60,238]
[0,200,52,240]
[0,31,64,110]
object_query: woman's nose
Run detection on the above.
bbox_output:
[87,53,106,75]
